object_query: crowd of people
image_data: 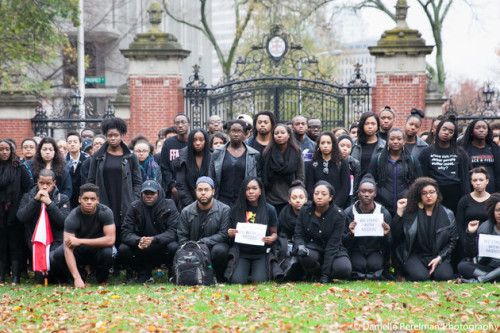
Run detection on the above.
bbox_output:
[1,107,500,288]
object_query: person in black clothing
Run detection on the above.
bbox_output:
[294,181,352,283]
[305,131,350,208]
[17,169,70,256]
[120,180,179,283]
[210,132,228,151]
[338,134,360,205]
[393,177,458,281]
[175,129,211,209]
[160,114,190,200]
[80,135,105,185]
[21,138,37,162]
[461,119,500,194]
[377,106,395,141]
[459,193,500,283]
[65,132,89,209]
[418,115,471,215]
[27,137,72,199]
[343,174,392,279]
[455,167,491,261]
[227,177,279,284]
[263,124,304,214]
[368,128,421,215]
[246,111,277,155]
[209,120,261,207]
[87,117,142,247]
[51,184,116,288]
[404,108,428,159]
[0,139,32,284]
[350,112,386,178]
[177,176,230,281]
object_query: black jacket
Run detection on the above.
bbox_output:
[294,201,349,276]
[174,147,210,209]
[464,220,500,268]
[16,186,70,249]
[121,191,179,248]
[392,205,458,265]
[0,162,32,227]
[87,141,142,223]
[278,204,299,240]
[367,152,422,213]
[65,151,89,208]
[177,199,230,248]
[347,156,361,205]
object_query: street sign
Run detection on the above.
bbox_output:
[84,77,105,84]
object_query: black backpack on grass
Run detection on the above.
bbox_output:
[173,241,216,286]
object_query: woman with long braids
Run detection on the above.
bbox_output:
[176,129,211,209]
[305,131,350,208]
[0,139,32,284]
[262,123,304,214]
[461,119,500,194]
[226,177,279,284]
[27,137,72,198]
[368,128,421,215]
[418,115,471,214]
[350,111,386,178]
[209,120,260,206]
[393,177,458,281]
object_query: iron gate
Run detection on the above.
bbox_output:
[185,25,371,130]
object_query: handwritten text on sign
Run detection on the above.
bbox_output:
[235,222,267,246]
[354,213,384,237]
[478,234,500,259]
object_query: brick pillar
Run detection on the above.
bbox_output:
[368,0,433,129]
[119,2,190,143]
[0,87,38,149]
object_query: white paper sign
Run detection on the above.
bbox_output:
[354,213,384,237]
[234,222,267,246]
[478,234,500,259]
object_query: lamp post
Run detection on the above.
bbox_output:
[474,82,499,117]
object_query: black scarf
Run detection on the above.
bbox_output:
[416,204,448,261]
[263,145,300,185]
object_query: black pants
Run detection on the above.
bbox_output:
[52,245,113,283]
[0,223,24,280]
[457,261,495,278]
[118,241,178,273]
[210,243,229,280]
[404,254,453,281]
[298,248,352,279]
[440,183,462,215]
[350,251,384,274]
[230,254,267,284]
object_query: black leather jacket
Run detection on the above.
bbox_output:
[392,205,458,265]
[177,199,230,248]
[294,201,349,276]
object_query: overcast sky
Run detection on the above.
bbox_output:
[355,0,500,87]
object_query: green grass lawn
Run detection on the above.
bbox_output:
[1,273,499,332]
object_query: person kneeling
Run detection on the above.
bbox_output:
[343,174,392,280]
[120,180,179,283]
[226,177,280,284]
[294,181,352,283]
[51,184,115,288]
[392,177,457,281]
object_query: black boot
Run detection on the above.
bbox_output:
[11,261,21,285]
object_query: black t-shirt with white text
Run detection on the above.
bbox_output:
[428,145,460,185]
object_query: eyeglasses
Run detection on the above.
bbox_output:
[134,150,149,154]
[209,120,221,125]
[174,121,188,126]
[421,190,437,196]
[22,145,36,150]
